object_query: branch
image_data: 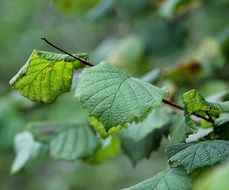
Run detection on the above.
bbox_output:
[162,98,214,123]
[162,98,184,110]
[41,37,94,67]
[41,38,214,123]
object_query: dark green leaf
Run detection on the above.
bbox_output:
[119,107,171,164]
[167,140,229,173]
[120,123,169,164]
[166,143,192,159]
[169,115,191,146]
[121,107,171,142]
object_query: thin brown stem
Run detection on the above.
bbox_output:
[162,98,214,123]
[41,37,94,67]
[162,98,184,111]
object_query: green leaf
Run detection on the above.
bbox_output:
[27,122,73,143]
[49,125,100,161]
[75,62,167,131]
[119,107,171,164]
[166,143,192,159]
[85,135,121,164]
[183,89,224,129]
[121,126,168,164]
[121,107,171,142]
[11,131,47,174]
[169,115,191,146]
[10,50,87,103]
[193,161,229,190]
[167,140,229,173]
[122,167,191,190]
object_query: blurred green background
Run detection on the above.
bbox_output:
[0,0,228,189]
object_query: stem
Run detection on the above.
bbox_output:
[162,98,184,111]
[162,98,214,123]
[41,37,94,67]
[41,38,214,123]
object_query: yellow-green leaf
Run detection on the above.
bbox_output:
[183,89,224,129]
[10,50,87,103]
